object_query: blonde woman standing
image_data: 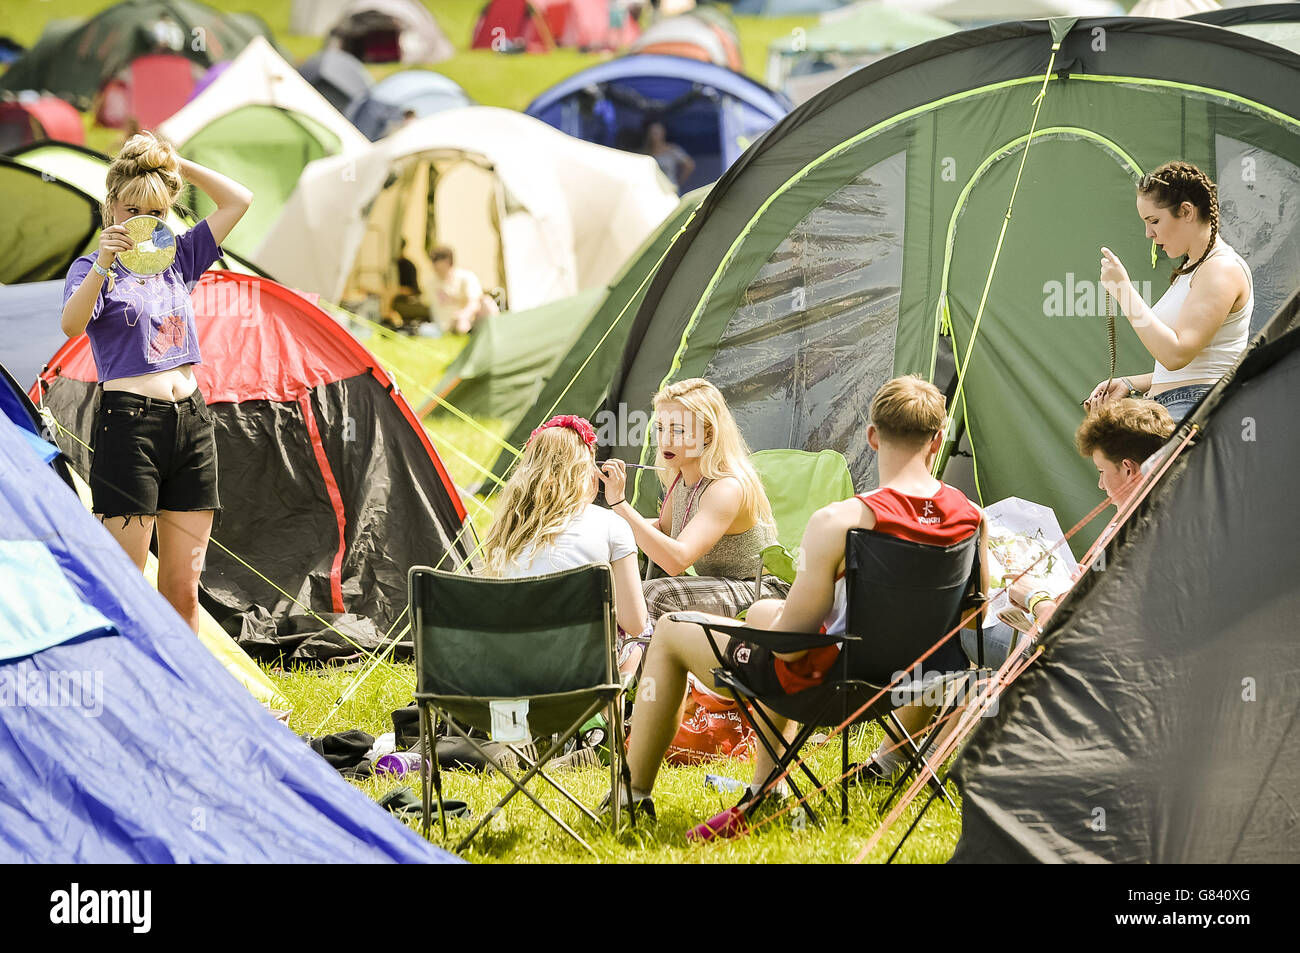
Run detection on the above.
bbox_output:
[599,378,788,634]
[60,132,251,633]
[481,415,649,647]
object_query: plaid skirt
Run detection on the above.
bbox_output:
[642,574,792,625]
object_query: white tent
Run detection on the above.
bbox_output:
[291,0,353,35]
[1130,0,1220,15]
[256,107,679,314]
[884,0,1124,23]
[158,36,368,153]
[327,0,454,63]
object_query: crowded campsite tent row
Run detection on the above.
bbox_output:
[525,56,790,192]
[0,407,455,862]
[604,15,1300,555]
[0,0,277,107]
[157,36,370,258]
[35,272,471,661]
[256,106,679,317]
[951,289,1300,864]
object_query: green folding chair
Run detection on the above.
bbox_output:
[408,563,630,854]
[751,448,856,592]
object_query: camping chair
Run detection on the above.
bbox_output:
[408,564,630,854]
[750,448,855,594]
[668,526,985,837]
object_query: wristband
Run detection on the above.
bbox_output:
[91,261,111,279]
[608,498,625,507]
[1026,591,1053,615]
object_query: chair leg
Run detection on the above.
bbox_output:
[881,706,957,813]
[442,708,604,855]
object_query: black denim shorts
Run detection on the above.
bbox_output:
[89,388,220,519]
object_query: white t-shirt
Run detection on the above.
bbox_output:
[500,504,637,578]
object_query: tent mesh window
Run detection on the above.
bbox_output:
[701,153,906,491]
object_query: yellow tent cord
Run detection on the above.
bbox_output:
[934,38,1063,476]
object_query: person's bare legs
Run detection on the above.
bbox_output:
[627,613,745,796]
[99,514,155,570]
[731,598,798,795]
[155,509,214,633]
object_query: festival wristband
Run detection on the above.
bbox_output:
[1026,591,1053,615]
[91,261,111,279]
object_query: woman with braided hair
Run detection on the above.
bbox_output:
[1084,160,1252,421]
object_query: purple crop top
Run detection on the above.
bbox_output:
[62,219,222,383]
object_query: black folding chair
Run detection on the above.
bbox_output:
[408,564,630,855]
[669,527,984,837]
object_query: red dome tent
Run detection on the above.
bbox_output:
[0,95,85,152]
[34,272,470,662]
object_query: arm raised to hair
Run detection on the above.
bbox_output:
[179,157,252,246]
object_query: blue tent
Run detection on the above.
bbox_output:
[732,0,851,15]
[525,54,791,192]
[0,281,67,392]
[345,69,473,141]
[0,415,456,863]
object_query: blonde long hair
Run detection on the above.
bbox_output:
[481,426,596,576]
[103,132,183,226]
[653,378,774,529]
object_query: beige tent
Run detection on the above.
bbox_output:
[256,107,678,314]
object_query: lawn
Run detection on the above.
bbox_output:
[279,663,965,864]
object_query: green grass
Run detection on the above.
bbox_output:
[274,662,963,863]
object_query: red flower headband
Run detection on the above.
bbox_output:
[528,414,597,448]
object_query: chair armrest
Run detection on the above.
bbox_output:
[665,612,857,654]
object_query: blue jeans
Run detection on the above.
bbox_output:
[961,621,1021,669]
[1152,384,1211,422]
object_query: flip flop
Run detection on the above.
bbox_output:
[378,786,469,822]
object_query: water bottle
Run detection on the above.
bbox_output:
[704,774,747,793]
[374,751,423,776]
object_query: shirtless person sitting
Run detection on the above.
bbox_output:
[429,245,498,334]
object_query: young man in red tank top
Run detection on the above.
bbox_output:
[619,376,988,824]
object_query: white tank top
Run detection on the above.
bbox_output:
[1149,240,1252,389]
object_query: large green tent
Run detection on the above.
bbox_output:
[603,16,1300,551]
[1,142,266,283]
[472,188,710,484]
[0,0,276,108]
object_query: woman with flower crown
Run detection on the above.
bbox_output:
[480,415,650,667]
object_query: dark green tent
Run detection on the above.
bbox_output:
[950,288,1300,864]
[603,16,1300,552]
[0,0,276,107]
[476,187,710,484]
